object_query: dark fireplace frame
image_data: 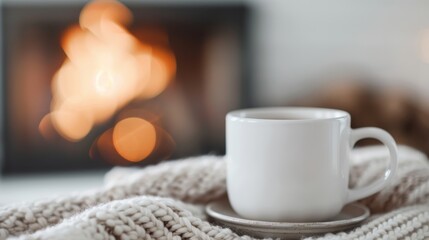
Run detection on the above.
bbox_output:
[0,1,254,175]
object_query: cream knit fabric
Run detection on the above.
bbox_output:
[1,146,429,240]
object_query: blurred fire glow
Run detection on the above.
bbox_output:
[40,0,176,162]
[113,117,157,162]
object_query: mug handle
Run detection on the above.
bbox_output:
[346,127,398,203]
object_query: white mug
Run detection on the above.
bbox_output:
[226,107,397,222]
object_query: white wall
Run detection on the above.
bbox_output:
[250,0,429,105]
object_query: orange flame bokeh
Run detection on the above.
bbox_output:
[113,117,157,162]
[42,0,175,147]
[41,0,176,163]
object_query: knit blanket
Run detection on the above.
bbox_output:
[1,145,429,240]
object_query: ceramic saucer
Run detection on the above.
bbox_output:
[206,198,370,239]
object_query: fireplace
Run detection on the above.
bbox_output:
[1,1,252,174]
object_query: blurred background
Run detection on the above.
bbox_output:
[1,0,429,202]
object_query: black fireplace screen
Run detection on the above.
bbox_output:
[1,2,252,174]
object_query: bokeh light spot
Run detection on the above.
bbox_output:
[113,117,156,162]
[50,110,93,142]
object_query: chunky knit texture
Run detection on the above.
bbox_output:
[1,146,429,240]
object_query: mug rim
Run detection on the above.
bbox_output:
[227,107,350,123]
